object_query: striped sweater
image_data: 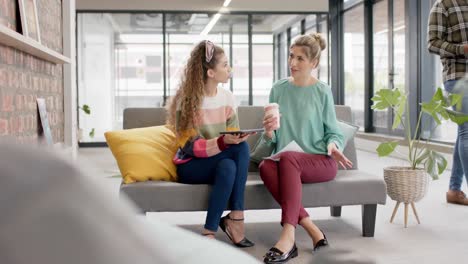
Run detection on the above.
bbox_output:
[173,87,240,164]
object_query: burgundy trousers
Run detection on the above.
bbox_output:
[259,151,337,227]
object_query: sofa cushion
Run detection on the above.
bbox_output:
[120,170,387,212]
[337,120,359,150]
[105,125,178,183]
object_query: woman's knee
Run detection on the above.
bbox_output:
[216,159,237,185]
[229,141,250,155]
[279,152,300,169]
[259,160,276,179]
[327,161,338,180]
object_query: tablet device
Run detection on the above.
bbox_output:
[219,128,264,135]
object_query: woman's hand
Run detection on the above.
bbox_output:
[327,143,353,169]
[263,114,279,139]
[223,133,250,145]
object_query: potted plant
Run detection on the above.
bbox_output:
[78,104,95,141]
[371,87,468,227]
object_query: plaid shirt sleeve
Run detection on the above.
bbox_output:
[427,1,465,58]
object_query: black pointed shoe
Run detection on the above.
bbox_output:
[313,229,329,251]
[219,214,255,248]
[263,243,298,264]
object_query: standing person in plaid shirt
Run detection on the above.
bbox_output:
[428,0,468,205]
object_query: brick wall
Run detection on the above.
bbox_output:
[0,0,64,144]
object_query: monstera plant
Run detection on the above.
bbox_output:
[371,87,468,227]
[372,87,468,179]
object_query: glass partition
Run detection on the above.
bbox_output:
[77,12,329,143]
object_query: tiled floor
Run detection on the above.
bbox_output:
[77,147,468,263]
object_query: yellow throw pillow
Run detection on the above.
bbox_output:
[105,125,178,184]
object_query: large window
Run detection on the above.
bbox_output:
[164,14,249,106]
[114,16,165,130]
[371,0,407,133]
[343,4,365,129]
[393,0,406,93]
[334,0,451,144]
[228,19,249,106]
[392,0,407,132]
[372,0,390,130]
[318,16,330,84]
[277,32,288,80]
[305,15,319,79]
[252,15,275,106]
[78,12,329,143]
[341,0,407,133]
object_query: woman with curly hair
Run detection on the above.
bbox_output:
[166,40,254,247]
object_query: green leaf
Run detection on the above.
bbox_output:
[392,93,407,129]
[414,149,430,166]
[425,150,448,180]
[431,87,444,102]
[421,101,442,125]
[447,93,462,108]
[455,94,464,111]
[376,141,398,157]
[81,104,91,115]
[89,128,95,138]
[371,89,401,110]
[446,109,468,125]
[439,109,449,120]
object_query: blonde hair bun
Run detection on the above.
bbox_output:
[310,33,326,51]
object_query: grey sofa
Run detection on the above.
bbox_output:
[120,106,387,237]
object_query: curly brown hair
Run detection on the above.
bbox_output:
[166,41,225,137]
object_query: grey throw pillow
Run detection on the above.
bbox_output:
[337,120,359,149]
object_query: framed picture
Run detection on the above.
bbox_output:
[37,98,53,146]
[18,0,41,43]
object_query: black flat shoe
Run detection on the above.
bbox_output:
[219,214,255,248]
[313,229,329,251]
[263,243,298,264]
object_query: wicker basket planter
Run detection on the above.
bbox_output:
[383,166,429,227]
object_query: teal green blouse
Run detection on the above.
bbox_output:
[262,79,344,155]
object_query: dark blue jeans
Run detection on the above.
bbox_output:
[445,79,468,191]
[177,142,250,231]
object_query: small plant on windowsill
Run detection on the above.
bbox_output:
[371,87,468,228]
[78,104,95,139]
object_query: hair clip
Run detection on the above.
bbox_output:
[205,40,215,63]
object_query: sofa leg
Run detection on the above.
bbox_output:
[362,204,377,237]
[330,206,342,217]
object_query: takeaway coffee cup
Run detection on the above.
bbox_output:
[264,103,280,130]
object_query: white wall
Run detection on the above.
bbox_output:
[76,0,328,12]
[63,0,77,155]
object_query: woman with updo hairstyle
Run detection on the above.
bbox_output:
[166,40,254,247]
[259,33,353,263]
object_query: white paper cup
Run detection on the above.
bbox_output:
[264,103,280,129]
